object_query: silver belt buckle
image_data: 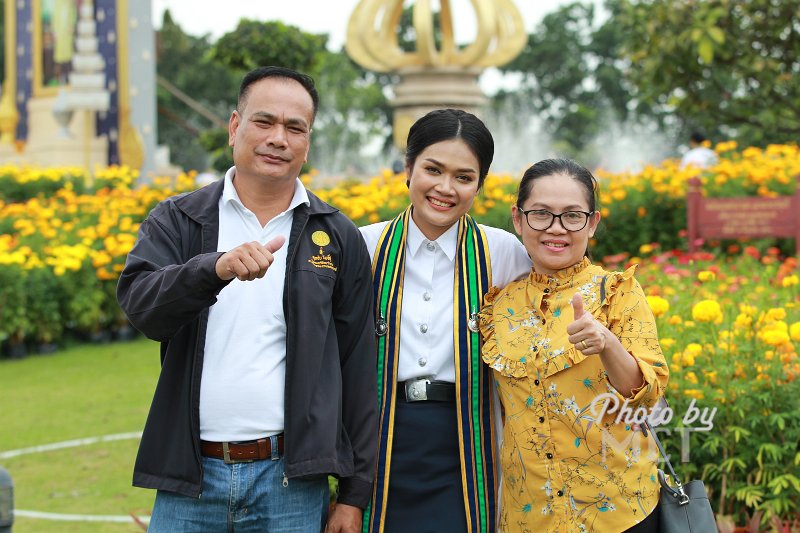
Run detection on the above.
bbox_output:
[222,442,254,464]
[405,377,431,402]
[222,441,234,464]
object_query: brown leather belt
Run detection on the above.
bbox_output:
[200,435,284,464]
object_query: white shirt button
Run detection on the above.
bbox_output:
[426,242,436,251]
[418,357,427,367]
[420,324,428,333]
[423,292,432,301]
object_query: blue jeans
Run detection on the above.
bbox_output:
[149,442,329,532]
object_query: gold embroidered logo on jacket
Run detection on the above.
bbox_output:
[308,231,337,271]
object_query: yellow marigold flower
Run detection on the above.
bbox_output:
[697,271,716,282]
[660,338,676,350]
[646,295,669,317]
[684,320,696,328]
[783,275,799,287]
[692,300,723,323]
[761,321,789,334]
[685,371,698,384]
[734,313,752,329]
[765,351,774,361]
[739,304,758,316]
[684,389,705,400]
[684,343,703,357]
[762,329,790,346]
[791,322,800,341]
[766,308,787,321]
[639,243,654,255]
[668,315,682,325]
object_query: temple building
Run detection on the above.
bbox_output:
[0,0,157,174]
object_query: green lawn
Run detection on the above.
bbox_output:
[0,338,161,532]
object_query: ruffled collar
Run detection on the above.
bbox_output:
[527,257,593,285]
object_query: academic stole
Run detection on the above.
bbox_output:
[363,207,497,533]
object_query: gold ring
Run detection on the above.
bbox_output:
[580,340,588,351]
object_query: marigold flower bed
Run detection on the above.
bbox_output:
[1,144,798,523]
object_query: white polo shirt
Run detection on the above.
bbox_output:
[199,168,309,442]
[360,217,532,382]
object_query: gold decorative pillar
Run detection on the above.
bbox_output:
[0,82,19,145]
[0,0,19,145]
[346,0,526,150]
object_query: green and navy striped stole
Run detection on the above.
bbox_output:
[364,208,497,533]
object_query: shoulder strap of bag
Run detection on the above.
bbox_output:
[643,418,691,504]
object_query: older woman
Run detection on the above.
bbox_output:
[480,159,669,532]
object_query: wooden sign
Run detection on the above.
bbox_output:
[687,176,800,255]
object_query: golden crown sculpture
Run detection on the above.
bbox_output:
[346,0,527,149]
[346,0,525,71]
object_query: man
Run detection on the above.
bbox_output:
[117,66,377,532]
[680,131,718,169]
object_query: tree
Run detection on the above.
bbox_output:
[495,1,640,160]
[311,49,391,174]
[155,10,239,170]
[617,0,800,146]
[211,20,391,175]
[210,20,327,74]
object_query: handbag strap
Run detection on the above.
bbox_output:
[643,418,690,504]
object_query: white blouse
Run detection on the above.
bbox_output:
[360,217,532,382]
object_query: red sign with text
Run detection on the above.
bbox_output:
[687,176,800,255]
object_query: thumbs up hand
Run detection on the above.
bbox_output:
[566,292,607,355]
[571,292,585,320]
[215,235,287,281]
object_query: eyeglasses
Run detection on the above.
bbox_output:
[518,208,593,232]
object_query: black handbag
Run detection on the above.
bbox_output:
[643,419,717,533]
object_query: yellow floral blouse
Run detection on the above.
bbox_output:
[479,258,669,533]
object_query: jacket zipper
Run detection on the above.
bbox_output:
[282,213,309,483]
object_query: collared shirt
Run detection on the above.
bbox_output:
[480,258,669,532]
[360,216,531,382]
[200,167,310,442]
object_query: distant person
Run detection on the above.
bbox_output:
[680,131,718,169]
[359,109,532,532]
[117,66,377,533]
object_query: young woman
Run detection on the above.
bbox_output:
[480,159,669,532]
[359,109,532,533]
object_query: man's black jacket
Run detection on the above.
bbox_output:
[117,178,377,507]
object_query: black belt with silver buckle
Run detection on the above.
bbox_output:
[399,378,456,402]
